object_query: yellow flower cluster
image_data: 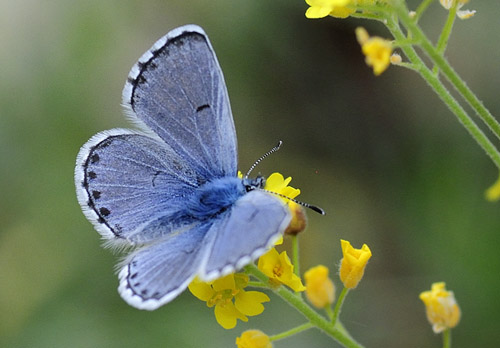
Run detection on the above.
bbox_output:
[420,282,461,333]
[188,273,270,329]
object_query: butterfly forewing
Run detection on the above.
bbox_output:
[122,25,237,179]
[202,190,291,281]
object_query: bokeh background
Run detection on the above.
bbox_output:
[1,1,499,347]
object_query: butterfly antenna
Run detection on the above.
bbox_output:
[262,189,326,215]
[245,141,283,178]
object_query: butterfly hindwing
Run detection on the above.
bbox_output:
[118,221,216,310]
[122,25,237,179]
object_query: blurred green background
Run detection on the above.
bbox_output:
[1,1,499,347]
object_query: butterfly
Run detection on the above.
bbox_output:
[75,25,304,310]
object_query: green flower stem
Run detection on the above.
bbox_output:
[433,1,457,74]
[414,0,434,22]
[443,328,451,348]
[350,11,386,22]
[247,281,268,288]
[291,235,300,277]
[325,305,334,321]
[332,287,349,325]
[394,3,500,143]
[246,264,364,348]
[385,15,500,169]
[269,322,314,342]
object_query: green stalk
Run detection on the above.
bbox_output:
[393,3,500,142]
[385,15,500,169]
[433,1,457,74]
[246,264,364,348]
[269,322,314,341]
[291,235,300,277]
[442,328,451,348]
[247,281,268,288]
[414,0,435,22]
[332,287,350,325]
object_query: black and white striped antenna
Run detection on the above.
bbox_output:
[245,141,325,215]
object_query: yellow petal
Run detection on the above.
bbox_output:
[212,273,236,292]
[330,6,356,18]
[188,277,214,301]
[257,248,281,277]
[234,290,270,316]
[264,173,286,191]
[214,302,247,329]
[277,251,306,292]
[305,6,333,18]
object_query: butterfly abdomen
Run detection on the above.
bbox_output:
[186,176,245,219]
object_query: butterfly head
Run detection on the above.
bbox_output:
[242,175,266,192]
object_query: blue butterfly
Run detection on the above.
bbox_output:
[75,25,307,310]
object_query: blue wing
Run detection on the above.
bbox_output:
[75,129,204,244]
[118,221,215,310]
[201,190,292,281]
[122,25,237,179]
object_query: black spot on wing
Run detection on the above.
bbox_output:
[196,104,210,112]
[99,207,111,216]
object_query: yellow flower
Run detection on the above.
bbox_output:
[420,282,461,333]
[265,173,307,236]
[304,265,335,308]
[305,0,355,19]
[355,27,393,76]
[485,174,500,201]
[258,248,306,292]
[188,273,270,329]
[339,239,372,289]
[264,172,300,200]
[236,330,273,348]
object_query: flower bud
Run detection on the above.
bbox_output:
[420,282,461,333]
[236,330,272,348]
[284,202,307,235]
[339,240,372,289]
[304,265,335,308]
